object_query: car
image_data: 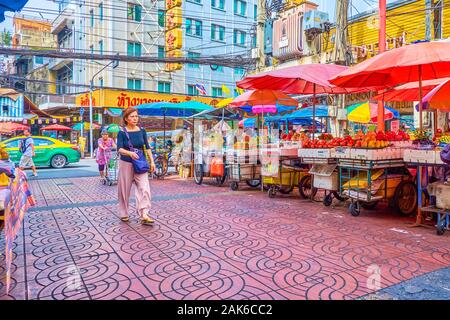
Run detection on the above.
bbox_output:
[0,136,81,168]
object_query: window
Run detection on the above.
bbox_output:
[98,40,103,55]
[187,52,200,68]
[5,140,19,148]
[158,81,171,93]
[35,56,44,64]
[212,87,223,97]
[158,9,165,27]
[34,139,55,147]
[211,64,224,72]
[211,24,225,41]
[99,2,103,21]
[186,18,202,37]
[128,3,142,22]
[234,67,245,75]
[158,46,165,58]
[187,85,199,96]
[2,105,9,113]
[90,9,94,27]
[212,0,225,10]
[127,42,141,56]
[233,29,246,46]
[127,78,142,90]
[234,0,246,16]
[254,4,257,21]
[251,35,256,48]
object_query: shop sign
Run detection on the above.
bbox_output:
[351,33,406,60]
[165,6,182,31]
[78,94,96,107]
[166,0,182,10]
[166,29,182,52]
[165,49,183,71]
[77,89,221,108]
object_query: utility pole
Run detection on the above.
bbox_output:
[333,0,349,137]
[256,0,267,71]
[377,0,387,132]
[332,0,349,65]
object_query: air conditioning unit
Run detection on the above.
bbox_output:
[304,10,329,32]
[251,48,258,59]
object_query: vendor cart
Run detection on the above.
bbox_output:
[338,156,417,217]
[227,150,261,191]
[404,148,450,235]
[299,148,347,206]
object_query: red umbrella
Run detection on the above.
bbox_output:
[330,42,450,129]
[0,122,30,133]
[41,124,72,131]
[237,64,371,135]
[372,78,449,102]
[229,89,298,108]
[422,78,450,111]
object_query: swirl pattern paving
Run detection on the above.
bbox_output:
[1,176,450,300]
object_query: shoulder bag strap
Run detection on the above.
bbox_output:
[123,127,134,150]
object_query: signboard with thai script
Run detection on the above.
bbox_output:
[166,6,182,30]
[76,89,221,108]
[165,0,183,72]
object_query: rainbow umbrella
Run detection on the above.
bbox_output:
[346,101,399,124]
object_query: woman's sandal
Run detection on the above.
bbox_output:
[141,216,155,225]
[120,217,130,222]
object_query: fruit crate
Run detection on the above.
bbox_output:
[403,149,444,165]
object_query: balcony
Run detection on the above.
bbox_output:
[37,95,76,112]
[52,3,75,35]
[48,54,73,71]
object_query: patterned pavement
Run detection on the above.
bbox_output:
[1,176,450,300]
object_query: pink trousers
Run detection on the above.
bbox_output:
[118,160,152,218]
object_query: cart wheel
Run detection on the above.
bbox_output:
[437,220,446,236]
[323,194,333,207]
[349,202,360,217]
[332,191,348,202]
[279,185,294,194]
[268,187,277,198]
[246,179,261,188]
[215,169,227,186]
[394,181,418,216]
[263,185,270,191]
[108,181,113,186]
[102,179,106,185]
[230,182,239,191]
[194,164,204,185]
[361,201,379,210]
[298,175,318,199]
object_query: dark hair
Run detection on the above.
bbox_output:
[121,108,138,126]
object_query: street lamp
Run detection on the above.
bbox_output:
[89,54,119,158]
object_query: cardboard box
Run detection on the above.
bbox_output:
[403,149,436,164]
[335,147,352,159]
[313,173,339,190]
[428,182,450,209]
[298,148,335,158]
[280,147,300,157]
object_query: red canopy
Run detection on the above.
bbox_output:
[330,42,450,88]
[423,78,450,111]
[229,89,298,107]
[0,122,30,133]
[237,63,370,94]
[41,124,72,131]
[372,78,450,101]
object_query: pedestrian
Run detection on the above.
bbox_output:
[18,129,38,177]
[96,129,116,180]
[116,108,156,225]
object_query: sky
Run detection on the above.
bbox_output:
[0,0,400,32]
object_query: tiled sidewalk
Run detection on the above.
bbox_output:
[1,176,449,300]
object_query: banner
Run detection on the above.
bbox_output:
[4,168,36,294]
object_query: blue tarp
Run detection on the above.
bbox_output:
[0,0,28,22]
[280,105,329,121]
[135,101,214,118]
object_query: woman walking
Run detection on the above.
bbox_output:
[96,129,116,180]
[117,108,156,225]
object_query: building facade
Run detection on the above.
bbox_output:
[49,0,257,101]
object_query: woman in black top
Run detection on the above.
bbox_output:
[117,108,155,225]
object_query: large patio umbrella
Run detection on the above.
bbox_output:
[0,122,30,133]
[0,0,29,23]
[346,102,399,124]
[229,89,298,114]
[422,78,450,111]
[236,64,370,135]
[372,78,449,102]
[41,124,72,131]
[330,41,450,129]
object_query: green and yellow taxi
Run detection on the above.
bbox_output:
[0,136,81,168]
